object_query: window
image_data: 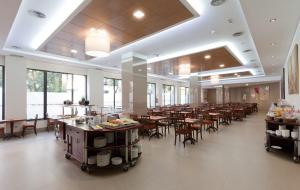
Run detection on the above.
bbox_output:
[163,84,175,106]
[104,78,122,109]
[180,87,189,104]
[27,70,45,119]
[147,83,156,108]
[0,66,4,120]
[26,69,87,118]
[47,72,73,116]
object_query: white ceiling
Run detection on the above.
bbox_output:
[1,0,300,86]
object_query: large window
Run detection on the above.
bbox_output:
[147,83,156,108]
[27,69,87,118]
[104,78,122,109]
[163,84,175,106]
[180,87,189,104]
[0,66,4,120]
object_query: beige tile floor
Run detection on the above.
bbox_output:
[0,112,299,190]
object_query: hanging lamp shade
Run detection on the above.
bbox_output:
[85,28,110,57]
[210,75,220,84]
[178,63,191,77]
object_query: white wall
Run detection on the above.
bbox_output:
[284,22,300,109]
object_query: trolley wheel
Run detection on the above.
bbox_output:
[81,164,87,171]
[130,161,136,167]
[86,166,92,174]
[122,165,129,172]
[293,156,299,163]
[265,147,270,152]
[65,153,71,159]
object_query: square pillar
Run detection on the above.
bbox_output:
[121,53,147,115]
[189,76,201,107]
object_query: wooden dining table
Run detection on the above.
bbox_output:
[146,116,168,138]
[208,112,221,131]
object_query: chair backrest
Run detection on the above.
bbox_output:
[34,114,38,127]
[130,114,138,121]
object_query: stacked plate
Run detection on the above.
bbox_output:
[131,147,139,159]
[111,157,123,166]
[134,144,142,154]
[282,130,290,138]
[94,136,107,148]
[88,156,97,165]
[97,151,111,167]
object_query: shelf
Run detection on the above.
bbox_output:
[86,139,140,151]
[266,133,298,142]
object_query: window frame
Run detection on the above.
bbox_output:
[26,68,87,119]
[163,84,175,106]
[103,77,122,109]
[147,82,156,108]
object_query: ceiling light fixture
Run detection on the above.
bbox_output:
[210,30,216,35]
[243,49,252,53]
[271,55,275,58]
[28,9,46,19]
[269,18,277,23]
[178,63,191,77]
[85,28,110,57]
[210,75,220,84]
[271,42,277,46]
[245,84,249,86]
[204,55,211,59]
[70,49,78,54]
[219,64,225,68]
[133,10,145,19]
[211,0,226,6]
[234,73,238,76]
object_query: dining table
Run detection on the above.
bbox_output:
[146,115,168,138]
[208,112,221,131]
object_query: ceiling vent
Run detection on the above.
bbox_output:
[211,0,226,6]
[243,49,252,53]
[28,9,46,19]
[233,32,244,37]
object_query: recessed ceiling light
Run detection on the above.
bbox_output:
[210,30,216,34]
[204,55,211,59]
[227,18,233,24]
[245,84,249,86]
[211,0,226,6]
[133,10,145,19]
[219,64,225,68]
[269,18,277,23]
[271,42,277,46]
[234,73,238,76]
[70,49,78,54]
[28,9,46,19]
[233,32,244,37]
[271,55,275,58]
[138,69,142,72]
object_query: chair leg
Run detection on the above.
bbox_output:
[34,127,37,135]
[22,128,25,137]
[200,127,203,140]
[174,135,177,145]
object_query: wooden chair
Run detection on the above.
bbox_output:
[139,115,156,140]
[46,113,56,132]
[129,114,138,121]
[0,126,4,137]
[201,113,216,133]
[191,115,203,141]
[174,118,190,147]
[22,114,38,137]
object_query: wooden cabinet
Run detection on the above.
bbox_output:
[66,125,85,163]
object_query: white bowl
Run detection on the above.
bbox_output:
[94,136,107,148]
[291,132,298,139]
[111,157,122,165]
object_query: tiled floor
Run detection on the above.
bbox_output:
[0,112,299,190]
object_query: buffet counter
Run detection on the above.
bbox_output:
[63,118,142,172]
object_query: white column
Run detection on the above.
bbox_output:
[189,76,201,107]
[5,56,27,119]
[87,69,103,107]
[121,52,147,115]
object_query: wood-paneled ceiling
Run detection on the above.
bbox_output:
[40,0,194,60]
[148,47,244,76]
